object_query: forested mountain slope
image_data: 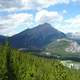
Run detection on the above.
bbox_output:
[0,44,80,80]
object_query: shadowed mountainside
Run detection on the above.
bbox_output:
[9,23,65,50]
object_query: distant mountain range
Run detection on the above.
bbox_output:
[0,23,65,50]
[66,32,80,39]
[66,32,80,44]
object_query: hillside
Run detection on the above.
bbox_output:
[66,32,80,44]
[0,44,80,80]
[45,38,80,57]
[9,23,65,50]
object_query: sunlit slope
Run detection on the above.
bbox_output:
[45,38,80,57]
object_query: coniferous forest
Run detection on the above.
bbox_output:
[0,42,80,80]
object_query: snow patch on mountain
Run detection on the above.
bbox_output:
[65,41,80,53]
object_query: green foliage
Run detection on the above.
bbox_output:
[0,43,8,80]
[45,39,80,57]
[0,44,80,80]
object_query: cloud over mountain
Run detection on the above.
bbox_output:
[35,10,63,24]
[0,0,80,36]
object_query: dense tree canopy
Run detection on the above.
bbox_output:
[0,43,80,80]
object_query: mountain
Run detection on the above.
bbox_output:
[45,38,80,57]
[66,32,80,44]
[0,35,6,44]
[9,23,65,50]
[66,32,80,39]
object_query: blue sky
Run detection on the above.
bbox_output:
[0,0,80,36]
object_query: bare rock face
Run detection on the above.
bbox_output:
[65,41,80,53]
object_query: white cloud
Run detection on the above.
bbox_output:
[19,0,70,11]
[0,0,19,9]
[65,15,80,25]
[0,13,33,36]
[19,0,80,10]
[0,0,32,11]
[35,10,63,25]
[0,0,79,11]
[0,0,80,36]
[54,15,80,33]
